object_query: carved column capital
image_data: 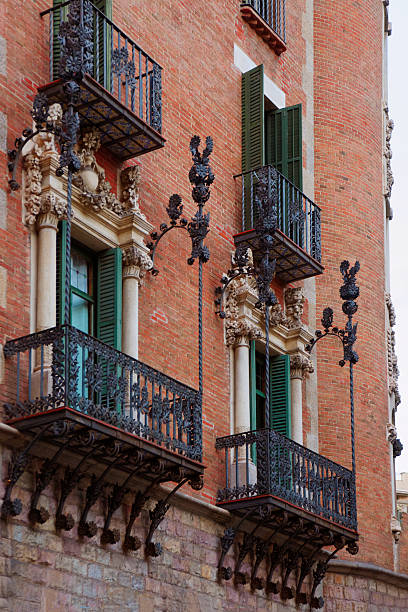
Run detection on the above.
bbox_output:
[122,245,152,284]
[284,287,305,329]
[229,321,262,348]
[290,353,314,380]
[36,194,67,230]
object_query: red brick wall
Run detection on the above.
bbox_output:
[314,0,392,568]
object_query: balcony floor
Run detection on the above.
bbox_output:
[39,74,165,161]
[7,406,204,480]
[217,494,358,544]
[233,228,324,283]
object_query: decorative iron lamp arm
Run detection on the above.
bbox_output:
[147,135,213,402]
[306,259,360,528]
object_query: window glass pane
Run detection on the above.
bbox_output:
[71,293,90,333]
[71,250,91,294]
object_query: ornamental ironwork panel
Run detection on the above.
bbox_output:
[42,0,162,133]
[215,428,357,530]
[3,325,201,461]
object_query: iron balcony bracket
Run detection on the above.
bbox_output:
[145,476,189,557]
[101,451,147,545]
[55,432,101,531]
[309,536,347,609]
[1,422,64,519]
[78,444,126,538]
[250,536,271,591]
[217,509,255,581]
[234,529,259,585]
[29,429,81,525]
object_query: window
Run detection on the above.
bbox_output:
[249,341,291,436]
[56,221,122,350]
[241,64,303,228]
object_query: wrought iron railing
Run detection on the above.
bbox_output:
[216,428,357,530]
[3,325,201,461]
[41,0,162,132]
[236,165,322,262]
[241,0,286,41]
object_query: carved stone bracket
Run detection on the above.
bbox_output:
[120,165,144,217]
[384,106,394,219]
[387,327,401,407]
[290,353,314,380]
[284,287,305,329]
[122,245,152,285]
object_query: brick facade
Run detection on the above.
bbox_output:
[0,0,406,610]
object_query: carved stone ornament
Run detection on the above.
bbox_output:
[391,515,402,543]
[122,245,152,284]
[284,287,305,329]
[73,129,124,214]
[23,126,61,226]
[387,328,401,407]
[121,165,144,217]
[386,292,396,327]
[290,353,314,380]
[387,423,397,444]
[384,106,394,203]
[224,276,262,347]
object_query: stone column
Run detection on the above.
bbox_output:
[290,354,313,445]
[122,245,152,360]
[234,334,251,436]
[34,195,66,395]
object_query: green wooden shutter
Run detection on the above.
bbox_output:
[52,0,68,80]
[270,354,291,437]
[242,65,265,173]
[56,220,67,325]
[265,104,303,190]
[96,247,122,350]
[242,65,265,230]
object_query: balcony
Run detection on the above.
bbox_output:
[234,165,323,283]
[215,429,358,606]
[240,1,286,55]
[40,0,165,160]
[2,325,202,553]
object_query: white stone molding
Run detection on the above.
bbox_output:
[284,286,305,329]
[384,106,394,202]
[387,328,401,407]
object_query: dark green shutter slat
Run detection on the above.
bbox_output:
[266,104,302,190]
[242,65,265,173]
[92,0,111,87]
[270,354,291,437]
[56,220,67,325]
[52,0,68,80]
[96,247,122,350]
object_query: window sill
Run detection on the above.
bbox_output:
[240,5,287,55]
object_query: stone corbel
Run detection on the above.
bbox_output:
[290,353,314,381]
[122,244,152,285]
[386,293,396,327]
[284,287,305,329]
[391,516,402,543]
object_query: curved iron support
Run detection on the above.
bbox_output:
[1,423,56,518]
[309,536,347,610]
[29,430,80,525]
[250,512,288,591]
[217,509,254,580]
[55,435,100,531]
[234,526,260,585]
[78,447,125,538]
[265,518,304,594]
[145,477,188,557]
[101,451,147,545]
